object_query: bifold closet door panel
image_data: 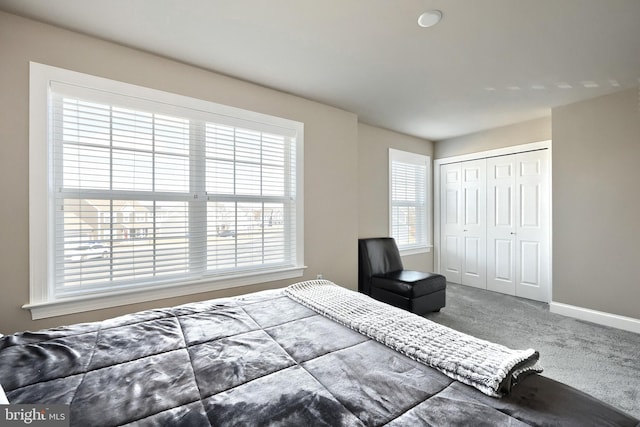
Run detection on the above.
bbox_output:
[440,162,463,284]
[460,159,487,289]
[486,155,517,295]
[514,150,550,302]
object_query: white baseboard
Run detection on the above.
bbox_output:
[550,301,640,334]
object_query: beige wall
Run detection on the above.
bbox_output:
[0,12,359,334]
[552,88,640,319]
[357,123,434,271]
[434,116,551,159]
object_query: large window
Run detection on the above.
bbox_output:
[28,63,304,319]
[389,148,430,254]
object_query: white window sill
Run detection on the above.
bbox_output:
[23,266,306,320]
[399,246,433,256]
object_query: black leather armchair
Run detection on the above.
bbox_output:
[358,237,446,315]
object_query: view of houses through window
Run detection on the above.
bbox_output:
[60,199,286,288]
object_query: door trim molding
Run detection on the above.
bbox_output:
[434,140,552,301]
[435,140,551,165]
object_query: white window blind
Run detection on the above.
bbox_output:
[389,149,430,253]
[34,69,302,304]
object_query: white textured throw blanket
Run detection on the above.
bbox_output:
[285,280,542,397]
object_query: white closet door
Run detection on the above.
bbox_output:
[440,162,463,284]
[487,156,517,295]
[486,150,549,301]
[460,159,486,288]
[514,150,550,302]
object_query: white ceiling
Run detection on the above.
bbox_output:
[2,0,640,140]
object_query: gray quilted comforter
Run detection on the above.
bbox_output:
[0,286,637,426]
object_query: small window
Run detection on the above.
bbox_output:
[389,148,430,254]
[27,63,304,319]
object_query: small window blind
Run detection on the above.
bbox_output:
[389,149,429,251]
[50,82,300,297]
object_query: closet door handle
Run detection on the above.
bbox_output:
[510,232,516,235]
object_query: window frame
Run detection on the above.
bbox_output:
[388,148,431,256]
[26,62,305,320]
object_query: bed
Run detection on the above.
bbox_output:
[1,280,637,426]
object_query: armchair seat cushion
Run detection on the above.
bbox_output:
[372,271,446,298]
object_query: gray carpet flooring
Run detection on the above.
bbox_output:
[424,283,640,419]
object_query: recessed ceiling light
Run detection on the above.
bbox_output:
[609,79,620,87]
[507,86,521,91]
[556,82,573,89]
[418,10,443,28]
[581,81,599,88]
